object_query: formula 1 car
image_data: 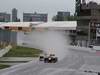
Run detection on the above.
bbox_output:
[39,54,58,63]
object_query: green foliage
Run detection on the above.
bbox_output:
[77,31,88,36]
[0,64,10,69]
[52,16,57,21]
[66,16,77,21]
[52,15,77,21]
[3,46,42,57]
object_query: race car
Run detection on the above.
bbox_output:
[39,55,44,61]
[39,54,58,63]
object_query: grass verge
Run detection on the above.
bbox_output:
[0,64,10,69]
[3,46,42,57]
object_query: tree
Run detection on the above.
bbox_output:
[52,15,77,21]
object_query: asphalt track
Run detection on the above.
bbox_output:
[0,48,99,75]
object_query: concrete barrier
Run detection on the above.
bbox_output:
[0,45,12,57]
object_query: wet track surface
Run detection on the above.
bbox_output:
[0,48,100,75]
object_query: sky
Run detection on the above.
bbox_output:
[0,0,100,21]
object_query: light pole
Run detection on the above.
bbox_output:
[88,22,91,46]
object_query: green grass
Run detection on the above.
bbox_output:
[0,64,10,69]
[3,46,42,57]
